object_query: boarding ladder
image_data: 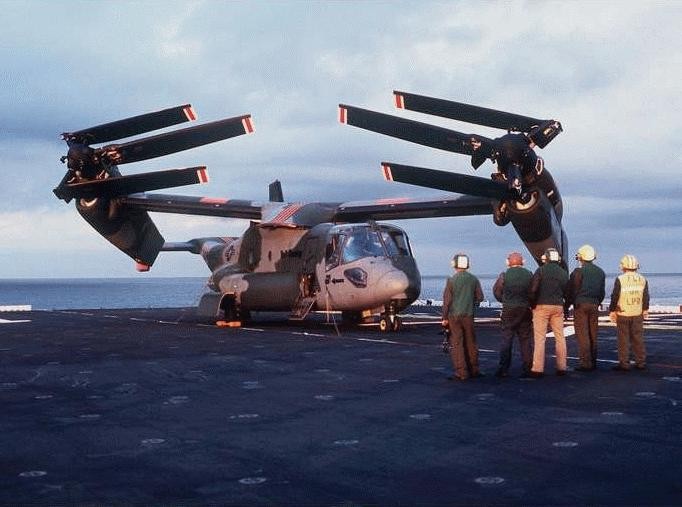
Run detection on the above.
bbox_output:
[289,294,316,321]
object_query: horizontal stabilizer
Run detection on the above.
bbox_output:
[339,104,495,159]
[63,104,196,145]
[53,167,209,201]
[100,114,255,166]
[381,162,509,200]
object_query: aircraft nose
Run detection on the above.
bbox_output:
[377,270,410,298]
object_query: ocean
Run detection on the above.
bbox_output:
[1,274,680,311]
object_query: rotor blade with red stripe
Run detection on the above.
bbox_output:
[333,194,493,222]
[99,114,255,165]
[53,166,210,201]
[393,91,546,133]
[63,104,197,144]
[381,162,509,200]
[339,104,495,158]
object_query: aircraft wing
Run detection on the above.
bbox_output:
[121,193,262,220]
[333,194,493,222]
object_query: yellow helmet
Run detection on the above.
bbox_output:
[576,244,596,262]
[620,254,639,271]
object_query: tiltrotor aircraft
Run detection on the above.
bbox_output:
[55,102,492,331]
[339,91,567,266]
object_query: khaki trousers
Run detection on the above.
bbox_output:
[616,315,646,368]
[531,305,567,373]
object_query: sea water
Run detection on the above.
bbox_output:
[0,274,680,310]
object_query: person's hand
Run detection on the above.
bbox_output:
[441,319,449,327]
[643,311,649,320]
[609,312,617,323]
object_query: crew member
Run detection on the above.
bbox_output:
[492,252,533,378]
[528,248,569,377]
[566,244,606,371]
[441,253,484,381]
[609,255,650,371]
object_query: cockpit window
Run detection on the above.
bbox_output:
[325,233,344,269]
[380,229,412,257]
[342,229,384,264]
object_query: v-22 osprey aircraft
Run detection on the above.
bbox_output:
[53,93,566,331]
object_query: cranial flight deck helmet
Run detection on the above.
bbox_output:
[620,254,639,271]
[506,251,524,267]
[451,253,470,270]
[541,247,561,264]
[576,244,596,262]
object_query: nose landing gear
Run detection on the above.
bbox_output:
[379,302,402,332]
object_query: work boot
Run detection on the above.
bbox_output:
[612,364,630,372]
[495,368,509,378]
[528,371,544,379]
[556,370,568,376]
[574,366,592,372]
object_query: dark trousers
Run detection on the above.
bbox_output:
[574,303,600,369]
[447,315,479,379]
[498,306,533,374]
[616,315,646,368]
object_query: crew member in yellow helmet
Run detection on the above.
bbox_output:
[608,254,650,371]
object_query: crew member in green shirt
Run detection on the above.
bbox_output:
[441,253,484,381]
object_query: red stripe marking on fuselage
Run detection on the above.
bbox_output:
[339,106,347,124]
[200,197,228,204]
[183,105,197,121]
[394,93,405,109]
[197,167,209,183]
[381,163,393,181]
[242,116,255,134]
[271,204,302,223]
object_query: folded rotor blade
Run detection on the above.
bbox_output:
[381,162,509,200]
[394,91,545,133]
[63,104,196,145]
[339,104,495,158]
[100,114,255,165]
[53,166,209,201]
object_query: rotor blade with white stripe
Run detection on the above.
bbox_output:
[339,104,495,158]
[381,162,509,200]
[63,104,197,144]
[53,167,210,200]
[99,114,255,165]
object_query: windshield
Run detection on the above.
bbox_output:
[380,228,412,257]
[342,229,384,263]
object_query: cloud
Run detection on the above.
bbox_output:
[1,1,681,276]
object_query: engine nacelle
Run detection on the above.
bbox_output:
[76,197,164,268]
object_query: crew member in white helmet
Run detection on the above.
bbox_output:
[566,244,606,371]
[441,253,484,381]
[609,254,650,371]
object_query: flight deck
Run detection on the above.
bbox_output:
[1,307,680,505]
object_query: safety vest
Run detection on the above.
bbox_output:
[616,272,646,317]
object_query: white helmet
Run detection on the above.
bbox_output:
[576,244,596,262]
[451,253,470,270]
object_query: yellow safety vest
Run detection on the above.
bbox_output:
[616,272,646,317]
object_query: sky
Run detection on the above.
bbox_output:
[1,0,681,278]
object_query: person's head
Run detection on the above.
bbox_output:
[451,253,470,271]
[576,244,596,263]
[541,247,561,264]
[506,251,524,267]
[619,254,639,272]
